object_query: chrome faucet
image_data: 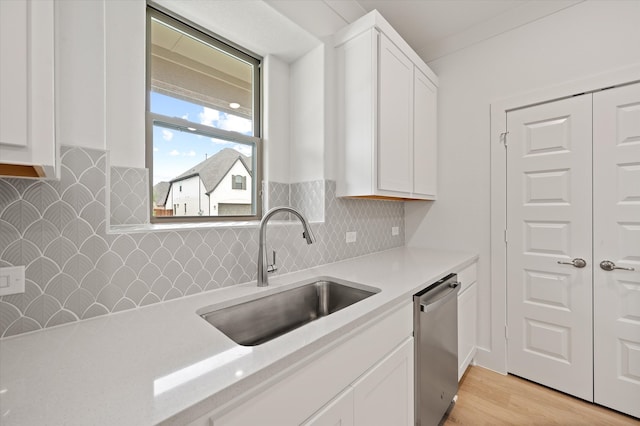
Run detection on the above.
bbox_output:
[257,206,316,287]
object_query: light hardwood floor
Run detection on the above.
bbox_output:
[443,366,640,425]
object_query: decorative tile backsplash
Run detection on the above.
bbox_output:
[291,180,324,222]
[0,146,404,338]
[109,166,149,225]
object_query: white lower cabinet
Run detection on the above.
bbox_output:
[352,338,414,426]
[306,338,414,426]
[206,303,413,426]
[302,388,354,426]
[457,262,478,380]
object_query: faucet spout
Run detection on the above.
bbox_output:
[257,206,315,287]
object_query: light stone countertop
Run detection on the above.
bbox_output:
[0,247,477,425]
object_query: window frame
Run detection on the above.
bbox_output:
[146,4,262,224]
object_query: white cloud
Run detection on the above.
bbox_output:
[185,150,196,157]
[181,114,189,120]
[210,137,228,145]
[234,145,252,156]
[220,114,252,134]
[199,107,252,135]
[162,129,174,141]
[153,146,159,152]
[169,149,180,156]
[199,107,220,127]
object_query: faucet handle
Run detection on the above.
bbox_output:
[267,250,278,273]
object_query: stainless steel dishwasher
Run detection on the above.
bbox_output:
[414,273,460,426]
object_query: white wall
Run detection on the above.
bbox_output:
[289,45,326,183]
[105,0,146,168]
[405,0,640,372]
[263,55,291,184]
[56,0,105,151]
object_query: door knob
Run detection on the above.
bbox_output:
[557,258,587,268]
[599,260,635,272]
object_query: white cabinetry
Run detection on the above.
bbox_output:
[302,388,354,426]
[413,70,438,198]
[335,10,438,200]
[353,338,414,426]
[457,262,478,380]
[0,0,57,178]
[378,34,413,194]
[207,303,413,426]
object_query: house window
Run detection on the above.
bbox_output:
[232,174,246,190]
[147,5,261,222]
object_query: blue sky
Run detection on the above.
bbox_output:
[151,92,253,185]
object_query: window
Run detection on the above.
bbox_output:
[232,174,246,190]
[147,5,261,222]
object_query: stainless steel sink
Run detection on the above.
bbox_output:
[199,278,379,346]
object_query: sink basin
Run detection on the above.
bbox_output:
[199,278,379,346]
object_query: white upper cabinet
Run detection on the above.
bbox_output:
[0,0,57,179]
[335,10,438,200]
[378,34,413,194]
[413,69,438,198]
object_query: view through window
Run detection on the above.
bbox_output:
[147,7,261,221]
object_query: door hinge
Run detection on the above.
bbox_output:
[505,325,509,340]
[504,229,508,244]
[500,131,509,148]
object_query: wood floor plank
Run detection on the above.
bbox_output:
[443,366,640,425]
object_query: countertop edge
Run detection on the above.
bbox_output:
[160,250,478,424]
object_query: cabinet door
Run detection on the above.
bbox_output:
[413,69,437,199]
[377,34,413,194]
[0,0,56,177]
[353,338,414,426]
[302,388,354,426]
[0,0,28,149]
[458,282,477,381]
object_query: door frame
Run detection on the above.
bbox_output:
[485,65,640,374]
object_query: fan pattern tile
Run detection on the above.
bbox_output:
[291,180,324,222]
[110,166,149,225]
[0,146,404,338]
[268,181,290,210]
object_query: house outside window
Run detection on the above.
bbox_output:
[147,5,261,222]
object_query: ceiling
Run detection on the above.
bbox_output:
[157,0,584,64]
[267,0,584,62]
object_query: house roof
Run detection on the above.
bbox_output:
[153,181,171,207]
[169,147,252,195]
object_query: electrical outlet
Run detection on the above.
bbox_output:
[346,231,357,243]
[392,226,400,236]
[0,266,25,296]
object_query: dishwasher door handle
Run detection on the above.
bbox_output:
[420,282,460,313]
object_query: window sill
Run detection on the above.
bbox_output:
[108,219,323,234]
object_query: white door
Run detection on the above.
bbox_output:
[377,33,413,194]
[506,95,594,401]
[593,83,640,418]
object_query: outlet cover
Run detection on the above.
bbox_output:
[392,226,400,236]
[346,231,357,243]
[0,266,25,296]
